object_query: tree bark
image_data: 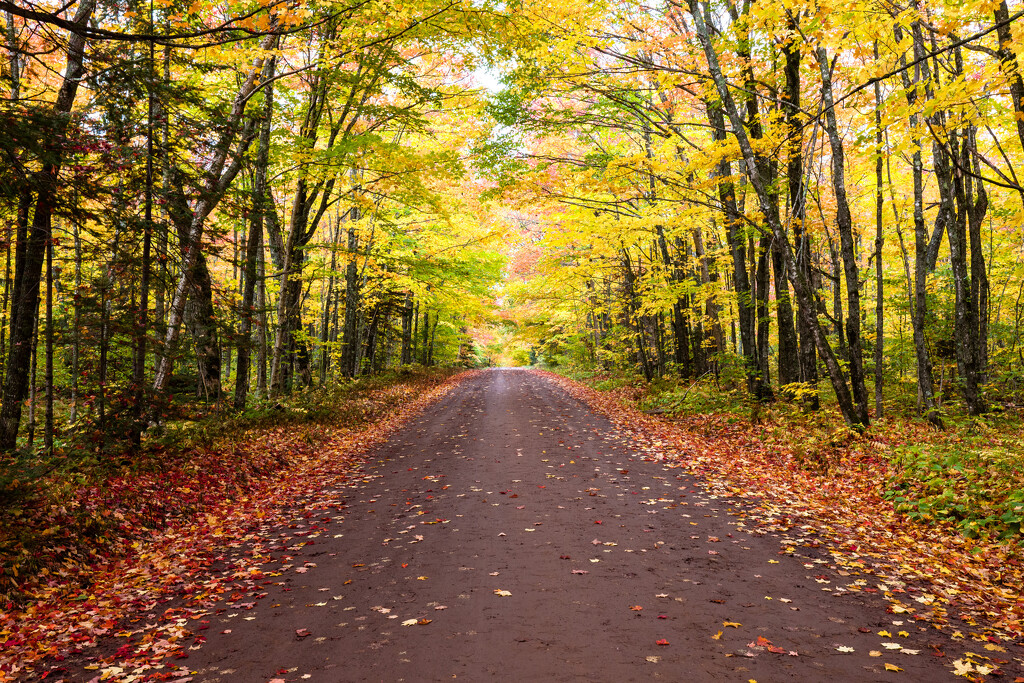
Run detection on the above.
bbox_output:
[784,20,818,408]
[873,40,885,418]
[816,45,869,424]
[894,20,942,426]
[705,100,762,398]
[234,59,275,409]
[0,0,95,450]
[340,208,360,377]
[151,33,276,403]
[688,0,865,427]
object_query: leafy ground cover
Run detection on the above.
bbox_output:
[0,369,469,681]
[544,370,1024,678]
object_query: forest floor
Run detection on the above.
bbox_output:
[3,368,1024,681]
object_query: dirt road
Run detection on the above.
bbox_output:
[176,369,1002,681]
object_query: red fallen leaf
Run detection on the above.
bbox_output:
[658,614,667,619]
[595,520,602,524]
[858,627,871,633]
[560,555,571,559]
[296,628,311,638]
[656,639,670,646]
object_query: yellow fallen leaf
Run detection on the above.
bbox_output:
[417,576,428,580]
[878,630,892,637]
[897,630,909,638]
[711,630,723,640]
[984,643,1007,652]
[884,663,903,672]
[723,621,741,628]
[952,659,974,676]
[869,651,882,657]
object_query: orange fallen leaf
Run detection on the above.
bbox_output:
[656,639,670,646]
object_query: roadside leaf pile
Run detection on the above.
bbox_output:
[543,372,1024,647]
[0,372,469,681]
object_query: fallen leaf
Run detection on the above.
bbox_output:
[836,645,854,653]
[711,630,723,640]
[494,589,511,596]
[656,639,670,646]
[884,663,903,672]
[295,628,311,638]
[723,621,741,628]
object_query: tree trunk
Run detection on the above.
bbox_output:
[967,127,990,384]
[785,20,819,409]
[341,210,360,377]
[234,60,275,409]
[755,233,772,389]
[150,32,277,403]
[0,0,95,450]
[689,0,865,427]
[816,45,869,424]
[895,20,942,426]
[401,292,413,365]
[873,40,885,419]
[994,0,1024,158]
[705,100,763,398]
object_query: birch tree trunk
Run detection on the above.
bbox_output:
[150,34,278,405]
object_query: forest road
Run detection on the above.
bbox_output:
[184,368,982,682]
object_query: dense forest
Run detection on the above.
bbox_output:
[4,0,1024,449]
[1,0,508,458]
[495,0,1024,433]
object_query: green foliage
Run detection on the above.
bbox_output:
[884,434,1024,541]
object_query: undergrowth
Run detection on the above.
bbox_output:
[553,364,1024,545]
[0,368,460,604]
